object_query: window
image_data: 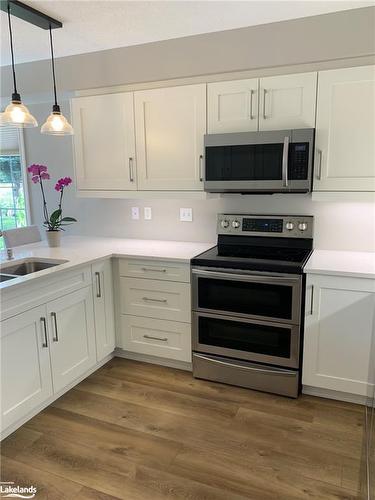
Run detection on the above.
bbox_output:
[0,128,30,250]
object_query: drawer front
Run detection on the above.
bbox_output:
[120,277,191,322]
[121,315,192,362]
[118,259,190,283]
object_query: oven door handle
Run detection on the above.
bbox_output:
[192,268,300,283]
[193,354,297,376]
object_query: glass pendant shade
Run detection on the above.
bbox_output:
[41,105,73,135]
[0,94,38,128]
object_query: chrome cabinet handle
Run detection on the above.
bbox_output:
[282,136,290,188]
[144,334,168,342]
[249,89,255,120]
[308,285,314,315]
[40,317,48,348]
[129,157,134,182]
[142,296,167,303]
[262,89,268,119]
[95,271,101,298]
[316,149,323,180]
[199,155,204,182]
[141,267,167,273]
[51,312,58,342]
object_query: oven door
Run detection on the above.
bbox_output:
[192,267,302,325]
[192,311,300,369]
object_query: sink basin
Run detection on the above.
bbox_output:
[0,258,68,276]
[0,274,17,282]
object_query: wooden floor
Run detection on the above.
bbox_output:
[1,358,364,499]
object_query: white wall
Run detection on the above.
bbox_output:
[24,102,375,251]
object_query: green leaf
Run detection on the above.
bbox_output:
[50,209,62,223]
[60,216,77,222]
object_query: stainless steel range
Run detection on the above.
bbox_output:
[191,213,313,398]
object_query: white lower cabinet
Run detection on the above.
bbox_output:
[1,305,53,431]
[1,285,97,437]
[92,260,115,361]
[121,315,191,362]
[47,287,96,393]
[303,274,375,397]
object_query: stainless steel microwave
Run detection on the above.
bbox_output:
[204,128,315,194]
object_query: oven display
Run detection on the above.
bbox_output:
[242,218,283,233]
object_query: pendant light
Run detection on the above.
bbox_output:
[0,2,38,128]
[41,26,73,135]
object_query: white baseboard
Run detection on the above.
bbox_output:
[302,385,367,405]
[114,348,192,371]
[1,353,114,441]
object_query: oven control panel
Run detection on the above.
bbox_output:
[217,214,313,238]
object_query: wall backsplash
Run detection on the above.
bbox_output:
[24,104,375,253]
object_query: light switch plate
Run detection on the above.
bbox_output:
[131,207,140,220]
[180,208,193,222]
[144,207,152,220]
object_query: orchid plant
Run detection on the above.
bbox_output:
[28,164,77,231]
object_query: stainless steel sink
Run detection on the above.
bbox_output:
[0,274,17,282]
[0,258,68,277]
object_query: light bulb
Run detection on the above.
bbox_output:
[0,97,38,128]
[41,106,73,136]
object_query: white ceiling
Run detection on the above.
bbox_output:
[1,0,373,66]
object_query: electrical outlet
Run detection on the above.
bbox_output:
[180,208,193,222]
[131,207,140,220]
[144,207,152,220]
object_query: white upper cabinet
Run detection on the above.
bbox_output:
[134,84,206,191]
[71,93,136,191]
[208,79,259,133]
[47,287,96,393]
[259,72,317,130]
[303,273,375,397]
[313,65,375,192]
[1,305,53,432]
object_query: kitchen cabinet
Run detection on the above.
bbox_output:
[303,273,375,397]
[258,72,317,130]
[92,260,115,361]
[313,65,375,192]
[117,258,192,363]
[47,287,96,393]
[71,92,137,191]
[134,84,206,190]
[208,78,259,133]
[207,72,316,133]
[1,305,53,431]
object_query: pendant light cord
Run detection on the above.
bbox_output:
[7,2,18,95]
[49,25,58,107]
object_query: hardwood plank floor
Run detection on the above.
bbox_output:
[1,358,364,499]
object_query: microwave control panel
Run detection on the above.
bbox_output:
[217,214,314,239]
[289,143,309,180]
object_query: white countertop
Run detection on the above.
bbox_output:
[0,236,215,290]
[304,249,375,279]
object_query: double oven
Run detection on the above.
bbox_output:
[191,214,313,398]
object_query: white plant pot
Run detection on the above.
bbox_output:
[46,230,61,248]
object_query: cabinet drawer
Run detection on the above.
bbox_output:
[121,315,191,362]
[120,277,191,322]
[118,259,190,283]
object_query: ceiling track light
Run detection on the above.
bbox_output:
[41,26,73,136]
[0,1,38,128]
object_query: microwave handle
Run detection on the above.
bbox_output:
[282,136,290,188]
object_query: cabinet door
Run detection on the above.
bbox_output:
[1,305,53,432]
[71,93,137,191]
[135,84,206,190]
[303,274,375,396]
[259,72,317,130]
[47,287,96,393]
[208,79,259,133]
[92,260,115,361]
[314,65,375,192]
